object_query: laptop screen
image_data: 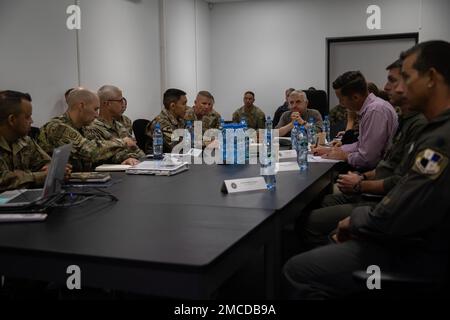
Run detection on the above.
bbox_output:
[42,144,72,198]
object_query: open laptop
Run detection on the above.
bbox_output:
[0,144,72,208]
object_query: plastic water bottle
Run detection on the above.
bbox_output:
[291,120,300,151]
[297,125,309,171]
[307,117,316,145]
[225,123,235,164]
[185,120,194,149]
[261,116,276,190]
[323,115,331,144]
[153,123,163,160]
[233,123,238,163]
[219,118,225,163]
[236,123,245,164]
[241,119,249,162]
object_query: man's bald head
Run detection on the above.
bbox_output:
[67,88,98,110]
[66,88,100,126]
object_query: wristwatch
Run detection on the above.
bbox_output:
[353,180,362,194]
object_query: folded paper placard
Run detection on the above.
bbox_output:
[221,177,267,194]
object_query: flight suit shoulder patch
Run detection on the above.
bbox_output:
[412,148,448,179]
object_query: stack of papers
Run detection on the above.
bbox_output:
[126,159,189,176]
[308,155,341,163]
[276,162,300,172]
[278,150,297,160]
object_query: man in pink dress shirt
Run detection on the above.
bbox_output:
[313,71,398,171]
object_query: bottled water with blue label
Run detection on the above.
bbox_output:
[236,123,245,164]
[219,118,225,163]
[307,117,316,145]
[323,115,331,144]
[185,120,194,149]
[297,125,309,171]
[153,123,163,160]
[261,116,276,190]
[225,124,235,164]
[241,119,249,162]
[291,120,300,150]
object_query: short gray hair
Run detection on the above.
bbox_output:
[97,85,121,103]
[289,90,308,102]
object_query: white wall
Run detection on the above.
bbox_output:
[0,0,78,126]
[162,0,211,105]
[1,0,449,126]
[210,0,449,120]
[328,38,417,108]
[78,0,161,122]
[196,0,212,92]
[420,0,450,42]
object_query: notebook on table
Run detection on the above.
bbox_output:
[95,164,132,172]
[126,159,189,176]
[68,172,112,183]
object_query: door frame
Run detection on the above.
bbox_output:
[326,33,419,108]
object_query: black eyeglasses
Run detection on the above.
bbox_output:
[107,97,127,105]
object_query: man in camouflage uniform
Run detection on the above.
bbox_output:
[86,85,132,140]
[0,90,51,192]
[38,88,141,172]
[185,90,221,131]
[232,91,266,130]
[285,41,450,299]
[85,85,144,158]
[185,91,221,146]
[145,88,187,153]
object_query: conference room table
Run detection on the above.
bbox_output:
[0,160,335,299]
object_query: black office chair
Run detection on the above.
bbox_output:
[351,232,450,298]
[303,89,328,119]
[28,126,40,141]
[132,119,150,151]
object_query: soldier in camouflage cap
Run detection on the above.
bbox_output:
[145,88,187,153]
[0,90,52,191]
[38,88,141,172]
[232,91,266,130]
